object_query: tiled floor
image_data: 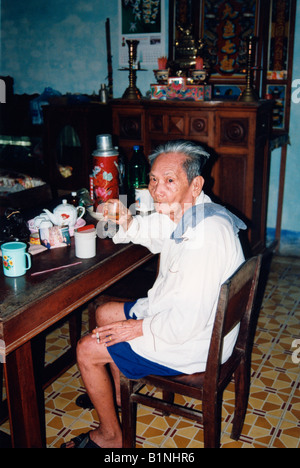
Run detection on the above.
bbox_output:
[1,255,300,448]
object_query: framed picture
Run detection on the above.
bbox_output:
[202,0,259,80]
[262,0,296,133]
[168,0,264,84]
[119,0,166,66]
[267,0,292,77]
[266,84,286,129]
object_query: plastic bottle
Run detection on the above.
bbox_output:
[127,145,149,207]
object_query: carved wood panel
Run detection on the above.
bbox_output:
[217,154,246,213]
[167,114,185,135]
[149,114,164,133]
[219,117,249,147]
[189,116,208,136]
[119,115,141,140]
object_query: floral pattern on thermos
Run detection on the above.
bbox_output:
[92,155,119,208]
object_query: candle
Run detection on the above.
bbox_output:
[195,56,204,70]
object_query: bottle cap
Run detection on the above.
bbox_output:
[93,134,118,157]
[96,134,113,151]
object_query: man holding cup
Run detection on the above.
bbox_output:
[62,140,246,448]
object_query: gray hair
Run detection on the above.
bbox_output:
[148,139,210,184]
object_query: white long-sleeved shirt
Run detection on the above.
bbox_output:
[113,192,245,373]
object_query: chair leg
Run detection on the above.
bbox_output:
[231,361,250,440]
[120,377,137,448]
[162,390,174,404]
[202,394,222,448]
[161,390,174,416]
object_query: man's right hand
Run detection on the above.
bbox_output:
[99,199,133,231]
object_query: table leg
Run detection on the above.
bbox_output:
[4,341,45,448]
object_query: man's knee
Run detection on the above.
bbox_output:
[76,334,91,364]
[76,333,111,367]
[95,302,111,327]
[95,301,126,327]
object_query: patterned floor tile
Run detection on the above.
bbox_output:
[1,255,300,449]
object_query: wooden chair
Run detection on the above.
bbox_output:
[120,255,262,448]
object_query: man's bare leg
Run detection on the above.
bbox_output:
[64,301,125,448]
[95,301,125,406]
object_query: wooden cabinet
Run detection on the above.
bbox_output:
[43,103,112,191]
[111,99,272,253]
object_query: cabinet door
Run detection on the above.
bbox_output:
[214,110,256,216]
[43,105,111,191]
[112,105,145,160]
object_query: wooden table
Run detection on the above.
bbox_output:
[0,237,153,447]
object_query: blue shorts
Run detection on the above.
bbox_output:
[107,301,182,379]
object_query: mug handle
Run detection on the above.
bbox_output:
[25,253,32,271]
[77,206,86,219]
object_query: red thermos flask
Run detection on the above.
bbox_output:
[91,134,119,209]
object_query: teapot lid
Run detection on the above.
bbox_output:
[56,199,72,208]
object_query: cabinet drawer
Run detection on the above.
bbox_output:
[148,111,211,139]
[148,112,186,136]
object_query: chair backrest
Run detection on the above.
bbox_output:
[204,255,262,384]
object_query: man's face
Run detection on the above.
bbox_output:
[148,152,203,222]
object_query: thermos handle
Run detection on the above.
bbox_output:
[77,206,86,219]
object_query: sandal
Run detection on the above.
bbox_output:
[60,432,101,448]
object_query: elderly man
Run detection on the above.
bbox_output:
[62,139,245,448]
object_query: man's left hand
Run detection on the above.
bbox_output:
[92,319,143,346]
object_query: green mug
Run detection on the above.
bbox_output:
[1,241,31,277]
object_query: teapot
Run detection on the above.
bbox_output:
[43,199,85,227]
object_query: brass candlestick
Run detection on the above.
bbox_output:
[239,35,259,102]
[122,40,142,100]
